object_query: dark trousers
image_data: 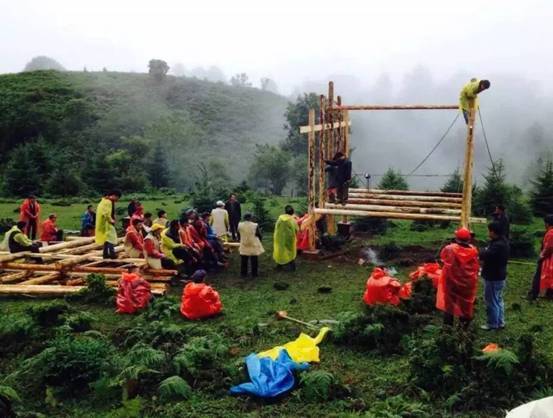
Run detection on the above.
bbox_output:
[276,260,296,272]
[230,219,239,241]
[161,258,176,269]
[529,259,543,299]
[443,312,471,329]
[103,242,116,259]
[55,230,64,241]
[337,183,349,204]
[241,255,258,277]
[28,220,38,240]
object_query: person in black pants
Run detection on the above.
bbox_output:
[225,193,242,241]
[238,213,264,277]
[324,152,352,205]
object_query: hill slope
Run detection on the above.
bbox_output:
[0,70,288,194]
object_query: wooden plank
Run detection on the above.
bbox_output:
[349,188,462,197]
[347,197,461,209]
[39,237,95,253]
[314,208,486,223]
[461,101,476,228]
[299,120,351,134]
[325,203,461,215]
[331,104,459,111]
[348,192,462,203]
[18,272,62,286]
[0,284,166,297]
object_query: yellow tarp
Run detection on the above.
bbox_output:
[273,214,299,265]
[258,327,330,363]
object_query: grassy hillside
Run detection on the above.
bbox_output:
[0,70,288,193]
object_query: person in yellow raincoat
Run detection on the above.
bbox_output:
[95,190,121,259]
[459,78,490,123]
[273,205,299,271]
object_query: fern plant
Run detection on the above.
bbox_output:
[158,376,192,401]
[475,349,520,375]
[299,370,336,402]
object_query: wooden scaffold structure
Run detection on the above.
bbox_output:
[0,237,176,297]
[300,81,486,252]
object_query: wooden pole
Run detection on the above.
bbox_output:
[331,104,459,111]
[349,188,462,197]
[318,95,326,209]
[314,208,487,223]
[325,203,462,215]
[348,192,462,203]
[307,108,317,251]
[39,237,95,253]
[346,198,461,209]
[18,272,62,286]
[461,101,476,228]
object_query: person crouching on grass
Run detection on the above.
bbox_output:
[436,227,480,329]
[479,221,509,331]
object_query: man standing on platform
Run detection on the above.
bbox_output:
[459,78,491,124]
[225,193,241,241]
[325,152,352,205]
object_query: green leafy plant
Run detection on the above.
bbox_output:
[475,349,519,375]
[64,311,97,332]
[299,370,337,402]
[27,301,69,327]
[365,395,429,418]
[158,375,192,401]
[67,274,116,305]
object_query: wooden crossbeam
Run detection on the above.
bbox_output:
[330,104,458,111]
[325,203,461,216]
[299,119,351,134]
[349,188,462,198]
[347,198,460,209]
[348,192,462,203]
[315,207,486,223]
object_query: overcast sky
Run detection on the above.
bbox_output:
[2,0,552,94]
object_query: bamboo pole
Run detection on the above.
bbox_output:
[307,108,317,251]
[39,237,95,253]
[346,198,461,209]
[349,188,462,197]
[331,104,459,111]
[348,192,462,203]
[314,208,487,223]
[325,203,461,215]
[461,101,476,228]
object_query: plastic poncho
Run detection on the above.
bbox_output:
[296,214,311,251]
[180,282,222,320]
[95,198,117,245]
[116,272,152,314]
[19,198,41,236]
[436,243,480,319]
[459,78,480,112]
[230,349,309,398]
[539,228,553,291]
[409,262,442,288]
[40,219,58,242]
[273,214,299,265]
[258,327,330,363]
[363,268,405,306]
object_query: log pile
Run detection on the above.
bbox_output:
[317,188,487,224]
[0,237,176,297]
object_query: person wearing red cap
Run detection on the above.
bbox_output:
[436,227,480,328]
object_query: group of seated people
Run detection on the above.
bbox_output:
[124,206,227,276]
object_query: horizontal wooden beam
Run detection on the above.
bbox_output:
[0,284,166,297]
[314,208,486,223]
[299,119,351,134]
[350,188,462,198]
[325,203,461,216]
[348,192,462,203]
[347,198,461,209]
[330,104,459,111]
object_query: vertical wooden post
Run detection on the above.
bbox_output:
[341,108,350,225]
[307,109,316,251]
[461,101,476,228]
[326,82,336,235]
[318,95,326,210]
[336,96,343,154]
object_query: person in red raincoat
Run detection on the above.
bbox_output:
[363,267,410,306]
[436,227,480,327]
[180,269,222,320]
[19,195,41,240]
[116,266,152,314]
[40,214,63,242]
[529,215,553,299]
[296,213,311,251]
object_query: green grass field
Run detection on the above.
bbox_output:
[0,197,551,417]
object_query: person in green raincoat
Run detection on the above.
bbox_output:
[95,190,121,259]
[273,205,299,271]
[459,78,490,124]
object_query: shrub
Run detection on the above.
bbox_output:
[64,312,97,332]
[0,315,35,355]
[509,227,537,258]
[352,217,388,235]
[403,279,436,315]
[27,301,69,327]
[379,242,402,261]
[67,274,116,305]
[299,370,342,402]
[158,376,192,401]
[365,395,430,418]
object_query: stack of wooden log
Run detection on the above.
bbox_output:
[0,237,177,297]
[316,188,487,223]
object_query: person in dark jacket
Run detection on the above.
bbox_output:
[324,152,352,204]
[325,164,338,203]
[491,204,510,239]
[479,221,510,330]
[225,193,242,241]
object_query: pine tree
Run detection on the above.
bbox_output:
[530,159,553,216]
[473,160,510,216]
[3,145,41,196]
[148,144,170,189]
[378,168,408,190]
[441,169,463,193]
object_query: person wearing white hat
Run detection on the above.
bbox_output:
[210,200,229,242]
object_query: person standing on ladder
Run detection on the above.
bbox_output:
[325,152,352,205]
[459,78,491,123]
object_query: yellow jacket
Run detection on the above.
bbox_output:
[161,229,183,265]
[273,214,299,265]
[459,78,480,112]
[95,198,117,245]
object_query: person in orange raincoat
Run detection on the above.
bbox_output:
[40,214,63,242]
[363,267,410,306]
[436,227,480,327]
[180,269,222,320]
[116,266,152,314]
[19,195,41,240]
[529,215,553,299]
[409,262,442,288]
[296,213,311,251]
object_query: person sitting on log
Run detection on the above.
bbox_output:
[180,269,222,320]
[40,214,63,243]
[161,220,198,275]
[201,212,227,261]
[459,78,490,124]
[153,210,169,228]
[186,210,224,269]
[124,217,144,258]
[324,152,352,205]
[4,221,41,253]
[144,223,174,270]
[436,227,480,329]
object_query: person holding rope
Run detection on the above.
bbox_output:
[459,78,491,124]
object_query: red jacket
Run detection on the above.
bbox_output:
[540,228,553,290]
[20,199,41,235]
[40,219,58,242]
[125,225,144,252]
[180,282,222,320]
